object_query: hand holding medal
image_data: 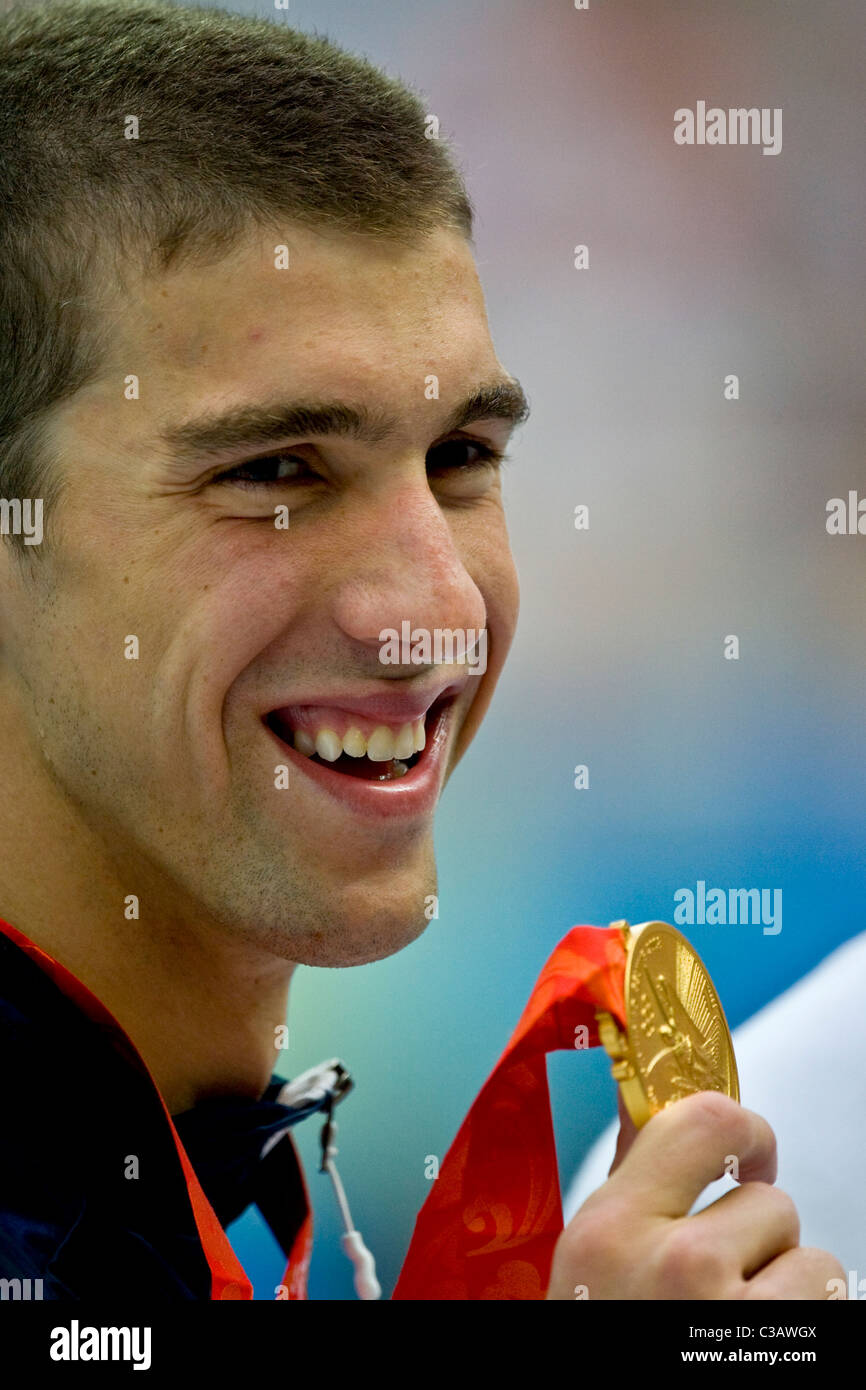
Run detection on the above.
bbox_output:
[394,918,843,1300]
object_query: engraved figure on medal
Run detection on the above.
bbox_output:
[598,920,739,1127]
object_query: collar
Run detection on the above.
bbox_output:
[172,1061,352,1228]
[0,916,347,1299]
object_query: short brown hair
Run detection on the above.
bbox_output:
[0,0,474,551]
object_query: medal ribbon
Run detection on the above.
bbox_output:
[391,922,627,1299]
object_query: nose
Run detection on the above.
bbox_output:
[330,475,487,658]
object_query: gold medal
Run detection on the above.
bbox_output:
[596,920,739,1128]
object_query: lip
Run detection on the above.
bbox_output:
[267,677,468,730]
[263,693,457,820]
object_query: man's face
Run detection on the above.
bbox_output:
[1,223,521,966]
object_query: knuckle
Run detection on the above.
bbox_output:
[752,1182,800,1242]
[652,1224,732,1298]
[739,1247,847,1301]
[804,1248,846,1284]
[560,1196,629,1271]
[660,1092,776,1174]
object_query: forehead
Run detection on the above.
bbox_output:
[115,222,496,414]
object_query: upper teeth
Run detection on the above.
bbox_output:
[293,718,426,762]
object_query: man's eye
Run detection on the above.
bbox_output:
[210,438,506,491]
[212,453,316,487]
[427,439,507,473]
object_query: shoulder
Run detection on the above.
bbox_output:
[0,931,208,1297]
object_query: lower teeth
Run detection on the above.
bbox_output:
[306,750,416,780]
[380,759,409,780]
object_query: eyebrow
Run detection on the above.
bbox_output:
[158,378,531,465]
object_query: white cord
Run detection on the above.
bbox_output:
[322,1122,381,1300]
[340,1230,381,1302]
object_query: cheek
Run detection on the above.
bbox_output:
[151,523,311,682]
[454,503,520,641]
[446,514,519,767]
[494,549,520,641]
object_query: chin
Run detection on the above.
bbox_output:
[201,858,437,968]
[316,883,435,967]
[286,909,432,969]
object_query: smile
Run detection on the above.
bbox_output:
[267,707,428,782]
[262,684,464,819]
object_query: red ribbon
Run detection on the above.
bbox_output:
[391,923,627,1299]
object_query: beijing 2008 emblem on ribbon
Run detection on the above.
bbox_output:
[596,920,740,1128]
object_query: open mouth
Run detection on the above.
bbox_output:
[265,694,452,783]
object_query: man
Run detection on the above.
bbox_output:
[0,0,844,1300]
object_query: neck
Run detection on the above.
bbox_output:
[0,730,295,1115]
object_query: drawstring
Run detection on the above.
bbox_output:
[319,1091,381,1301]
[274,1059,381,1301]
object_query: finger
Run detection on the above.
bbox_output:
[689,1181,799,1276]
[743,1246,847,1300]
[606,1091,778,1217]
[608,1090,638,1175]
